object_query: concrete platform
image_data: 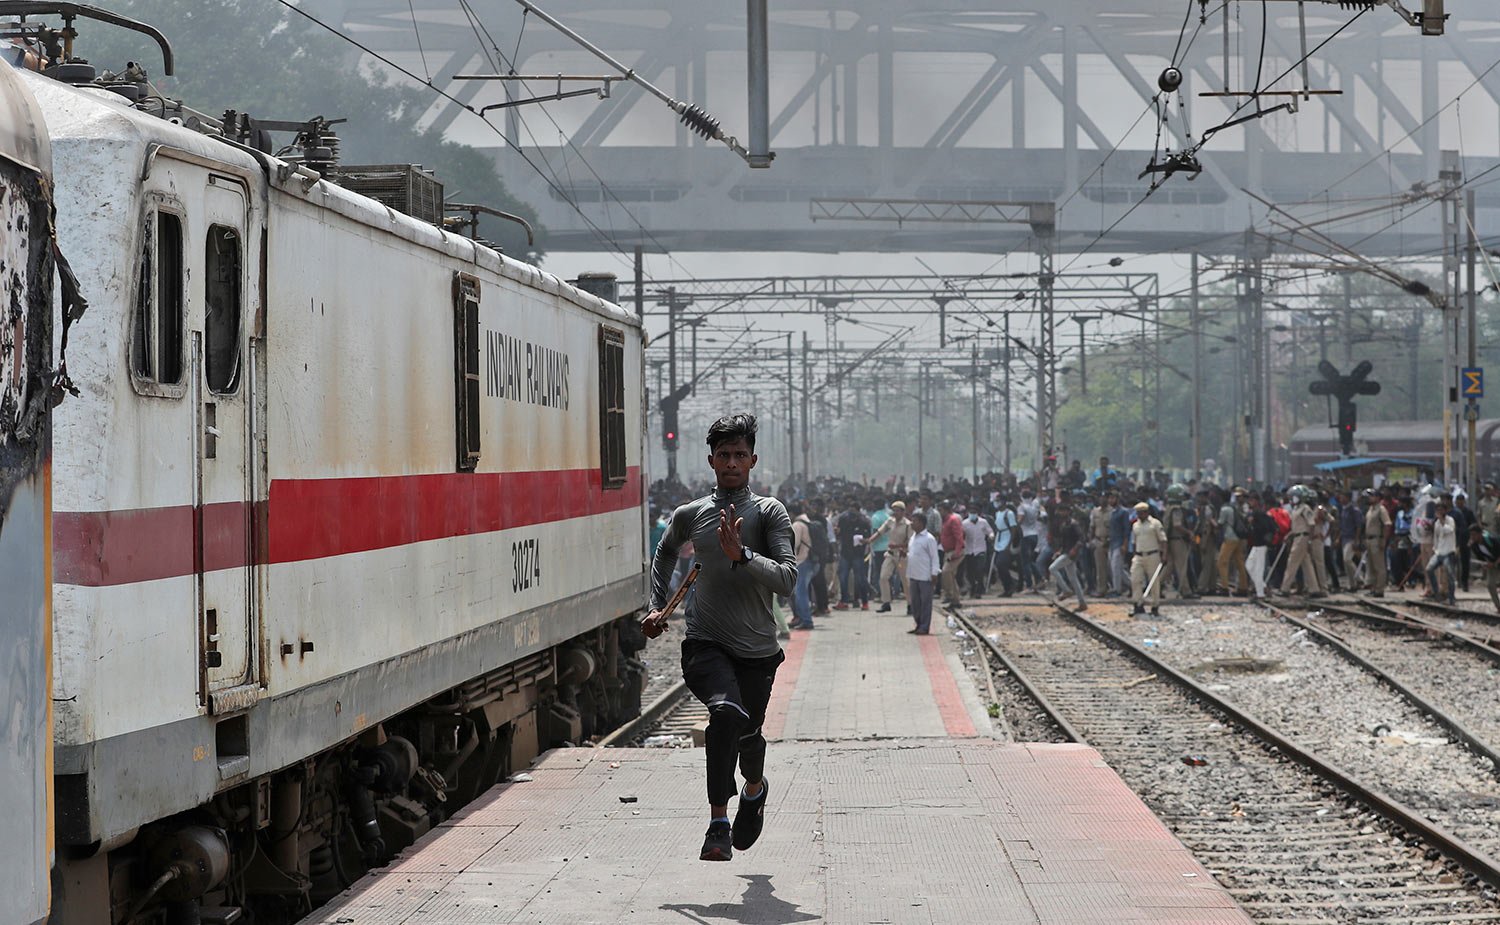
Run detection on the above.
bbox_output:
[767,609,989,740]
[304,611,1252,925]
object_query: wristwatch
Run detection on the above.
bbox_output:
[739,548,754,565]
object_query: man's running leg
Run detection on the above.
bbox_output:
[681,640,751,860]
[730,650,784,851]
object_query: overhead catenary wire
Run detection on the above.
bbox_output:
[1055,6,1373,280]
[407,0,431,83]
[452,0,707,286]
[450,0,632,263]
[270,0,651,276]
[1287,51,1500,207]
[287,0,1495,358]
[964,4,1228,284]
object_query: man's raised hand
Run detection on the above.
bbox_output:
[718,505,745,561]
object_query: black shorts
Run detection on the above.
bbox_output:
[681,638,784,727]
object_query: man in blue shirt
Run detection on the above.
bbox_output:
[991,499,1019,596]
[1091,456,1119,491]
[868,499,891,602]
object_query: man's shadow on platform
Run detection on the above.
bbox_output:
[661,874,820,925]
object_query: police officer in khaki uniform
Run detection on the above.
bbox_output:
[1163,484,1196,600]
[1363,488,1392,597]
[1480,482,1500,535]
[1279,485,1325,597]
[869,501,912,611]
[1089,495,1114,595]
[1130,502,1168,616]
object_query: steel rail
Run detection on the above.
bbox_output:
[1261,600,1500,777]
[952,610,1084,744]
[1383,595,1500,630]
[1330,598,1500,666]
[596,680,688,748]
[1038,598,1500,893]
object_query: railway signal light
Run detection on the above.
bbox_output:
[661,397,680,452]
[1310,360,1381,457]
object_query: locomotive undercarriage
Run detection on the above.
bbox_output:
[52,615,648,925]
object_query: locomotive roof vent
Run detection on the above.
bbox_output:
[335,164,445,226]
[572,272,618,304]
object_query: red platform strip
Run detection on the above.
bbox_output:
[54,466,641,587]
[918,633,978,737]
[762,626,810,741]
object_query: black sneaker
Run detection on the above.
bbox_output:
[733,777,769,850]
[700,821,733,861]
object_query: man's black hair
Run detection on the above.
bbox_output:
[706,412,757,452]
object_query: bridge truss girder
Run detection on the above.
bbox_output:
[315,0,1500,255]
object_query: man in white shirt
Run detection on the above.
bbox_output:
[1016,489,1043,590]
[1426,498,1458,605]
[961,509,995,597]
[905,513,942,635]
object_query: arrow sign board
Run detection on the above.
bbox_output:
[1463,367,1484,398]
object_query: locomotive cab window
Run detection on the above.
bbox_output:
[454,275,482,471]
[131,209,185,387]
[598,325,627,489]
[204,225,242,393]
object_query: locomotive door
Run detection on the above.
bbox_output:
[197,177,256,704]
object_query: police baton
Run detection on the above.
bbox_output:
[1142,559,1166,601]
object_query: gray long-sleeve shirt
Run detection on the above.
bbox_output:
[650,486,796,659]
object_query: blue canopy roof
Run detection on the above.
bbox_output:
[1314,456,1429,472]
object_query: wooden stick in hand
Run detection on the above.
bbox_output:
[642,563,701,639]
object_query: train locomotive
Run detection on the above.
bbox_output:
[7,6,651,922]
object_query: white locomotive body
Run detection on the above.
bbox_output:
[20,52,648,923]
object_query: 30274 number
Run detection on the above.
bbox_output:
[512,537,541,593]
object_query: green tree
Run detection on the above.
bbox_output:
[78,0,542,258]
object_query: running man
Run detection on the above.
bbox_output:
[643,414,797,862]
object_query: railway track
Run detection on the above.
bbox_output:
[1269,599,1500,771]
[957,602,1500,923]
[1386,596,1500,632]
[596,681,707,747]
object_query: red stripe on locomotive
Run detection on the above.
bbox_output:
[54,465,641,586]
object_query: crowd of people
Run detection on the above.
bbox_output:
[651,453,1500,632]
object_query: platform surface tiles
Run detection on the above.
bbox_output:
[306,609,1252,924]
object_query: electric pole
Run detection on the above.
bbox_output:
[1191,254,1203,479]
[801,333,811,478]
[786,332,796,482]
[971,343,980,479]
